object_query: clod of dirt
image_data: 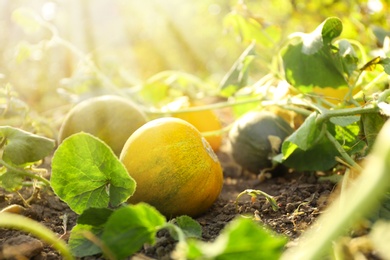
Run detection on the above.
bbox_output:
[0,234,44,259]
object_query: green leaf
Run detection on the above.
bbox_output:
[282,135,340,171]
[182,217,287,260]
[51,132,136,214]
[0,126,55,166]
[102,203,166,259]
[280,114,340,171]
[68,208,114,257]
[76,208,114,226]
[321,17,343,44]
[298,17,342,55]
[219,41,256,97]
[171,215,202,240]
[282,42,348,90]
[361,112,387,153]
[334,123,365,156]
[281,113,322,157]
[282,18,348,91]
[69,224,104,257]
[0,168,24,192]
[329,115,360,127]
[337,40,358,76]
[379,57,390,75]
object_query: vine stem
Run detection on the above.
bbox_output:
[142,97,313,117]
[325,131,361,170]
[0,159,51,187]
[315,105,378,125]
[0,212,74,260]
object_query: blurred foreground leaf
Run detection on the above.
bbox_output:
[181,217,287,260]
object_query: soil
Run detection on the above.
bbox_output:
[0,144,337,260]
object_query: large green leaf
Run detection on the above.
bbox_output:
[282,17,348,91]
[0,126,55,166]
[51,133,136,214]
[102,203,166,259]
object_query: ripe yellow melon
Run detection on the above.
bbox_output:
[174,103,223,152]
[58,95,148,156]
[119,117,223,217]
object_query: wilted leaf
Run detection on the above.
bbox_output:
[0,126,55,166]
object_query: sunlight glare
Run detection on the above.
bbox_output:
[367,0,383,13]
[41,1,57,21]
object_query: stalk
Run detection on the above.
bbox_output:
[281,119,390,259]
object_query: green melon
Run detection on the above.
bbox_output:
[228,110,294,174]
[58,95,148,156]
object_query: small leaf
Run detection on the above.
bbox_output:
[334,123,365,156]
[69,224,104,257]
[281,113,322,157]
[379,57,390,74]
[182,217,287,260]
[0,126,55,166]
[361,112,387,153]
[172,215,202,239]
[337,40,358,76]
[68,208,114,257]
[281,115,341,171]
[51,133,136,214]
[296,17,342,55]
[0,168,24,192]
[219,41,256,97]
[321,17,343,44]
[102,203,166,259]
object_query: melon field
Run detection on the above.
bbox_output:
[1,1,390,259]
